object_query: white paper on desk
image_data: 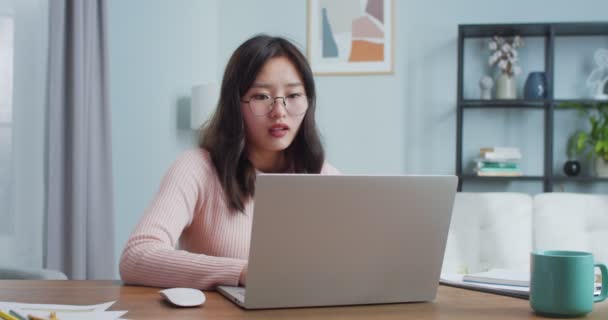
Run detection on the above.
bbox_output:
[15,309,127,320]
[0,301,126,320]
[440,274,602,299]
[0,300,115,312]
[440,273,529,298]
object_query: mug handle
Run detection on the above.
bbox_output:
[594,263,608,303]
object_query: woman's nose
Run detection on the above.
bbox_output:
[269,97,288,118]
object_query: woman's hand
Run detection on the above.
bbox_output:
[239,264,248,286]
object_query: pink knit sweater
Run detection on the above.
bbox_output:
[119,148,339,290]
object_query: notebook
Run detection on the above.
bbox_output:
[440,273,529,299]
[462,269,529,287]
[218,174,458,309]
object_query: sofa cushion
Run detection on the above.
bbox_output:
[442,192,532,274]
[533,193,608,264]
[0,266,68,280]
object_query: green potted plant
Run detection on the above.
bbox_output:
[561,101,608,177]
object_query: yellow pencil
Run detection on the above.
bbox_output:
[0,310,19,320]
[8,310,26,320]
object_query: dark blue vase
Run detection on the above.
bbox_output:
[524,71,547,99]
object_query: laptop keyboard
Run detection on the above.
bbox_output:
[226,286,246,302]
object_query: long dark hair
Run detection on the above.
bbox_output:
[199,35,325,212]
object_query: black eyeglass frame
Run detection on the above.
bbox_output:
[241,95,309,116]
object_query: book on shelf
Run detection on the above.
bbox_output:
[476,167,521,173]
[476,171,523,177]
[479,147,522,161]
[480,147,521,154]
[474,165,523,177]
[480,152,522,161]
[475,161,519,169]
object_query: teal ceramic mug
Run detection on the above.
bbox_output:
[530,250,608,317]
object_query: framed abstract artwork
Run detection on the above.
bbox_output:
[307,0,393,75]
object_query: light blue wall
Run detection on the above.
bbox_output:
[217,0,406,174]
[108,0,218,276]
[109,0,608,277]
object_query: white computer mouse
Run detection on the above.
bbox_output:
[159,287,206,307]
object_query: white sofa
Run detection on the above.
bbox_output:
[442,192,608,274]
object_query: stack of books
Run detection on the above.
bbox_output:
[475,147,523,177]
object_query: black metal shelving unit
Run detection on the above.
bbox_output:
[456,22,608,192]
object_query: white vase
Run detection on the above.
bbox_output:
[495,73,517,99]
[595,157,608,177]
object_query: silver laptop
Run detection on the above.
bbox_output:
[218,174,458,309]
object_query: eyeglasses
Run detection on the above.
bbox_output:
[242,93,308,116]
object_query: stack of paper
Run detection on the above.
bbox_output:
[462,268,529,287]
[0,301,128,320]
[440,273,529,299]
[440,268,602,300]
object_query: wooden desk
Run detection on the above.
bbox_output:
[0,280,606,319]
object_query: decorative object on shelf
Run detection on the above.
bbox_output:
[488,35,524,99]
[586,48,608,100]
[479,75,494,100]
[560,101,608,177]
[524,71,547,100]
[563,161,581,177]
[474,147,523,177]
[496,74,517,99]
[563,133,581,177]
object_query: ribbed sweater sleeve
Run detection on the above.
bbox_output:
[120,149,340,290]
[119,151,246,290]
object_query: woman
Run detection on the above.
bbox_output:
[119,35,339,290]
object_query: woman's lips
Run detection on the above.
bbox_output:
[269,124,289,138]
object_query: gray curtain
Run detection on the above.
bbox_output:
[46,0,115,280]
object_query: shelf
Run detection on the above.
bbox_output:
[554,99,608,109]
[460,100,546,109]
[460,174,544,181]
[460,23,550,38]
[552,176,608,182]
[553,23,608,36]
[457,22,608,193]
[460,22,608,38]
[460,99,608,109]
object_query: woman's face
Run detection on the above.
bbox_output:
[241,56,308,158]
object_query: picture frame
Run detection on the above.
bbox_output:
[307,0,394,76]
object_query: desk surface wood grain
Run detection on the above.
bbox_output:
[0,280,606,319]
